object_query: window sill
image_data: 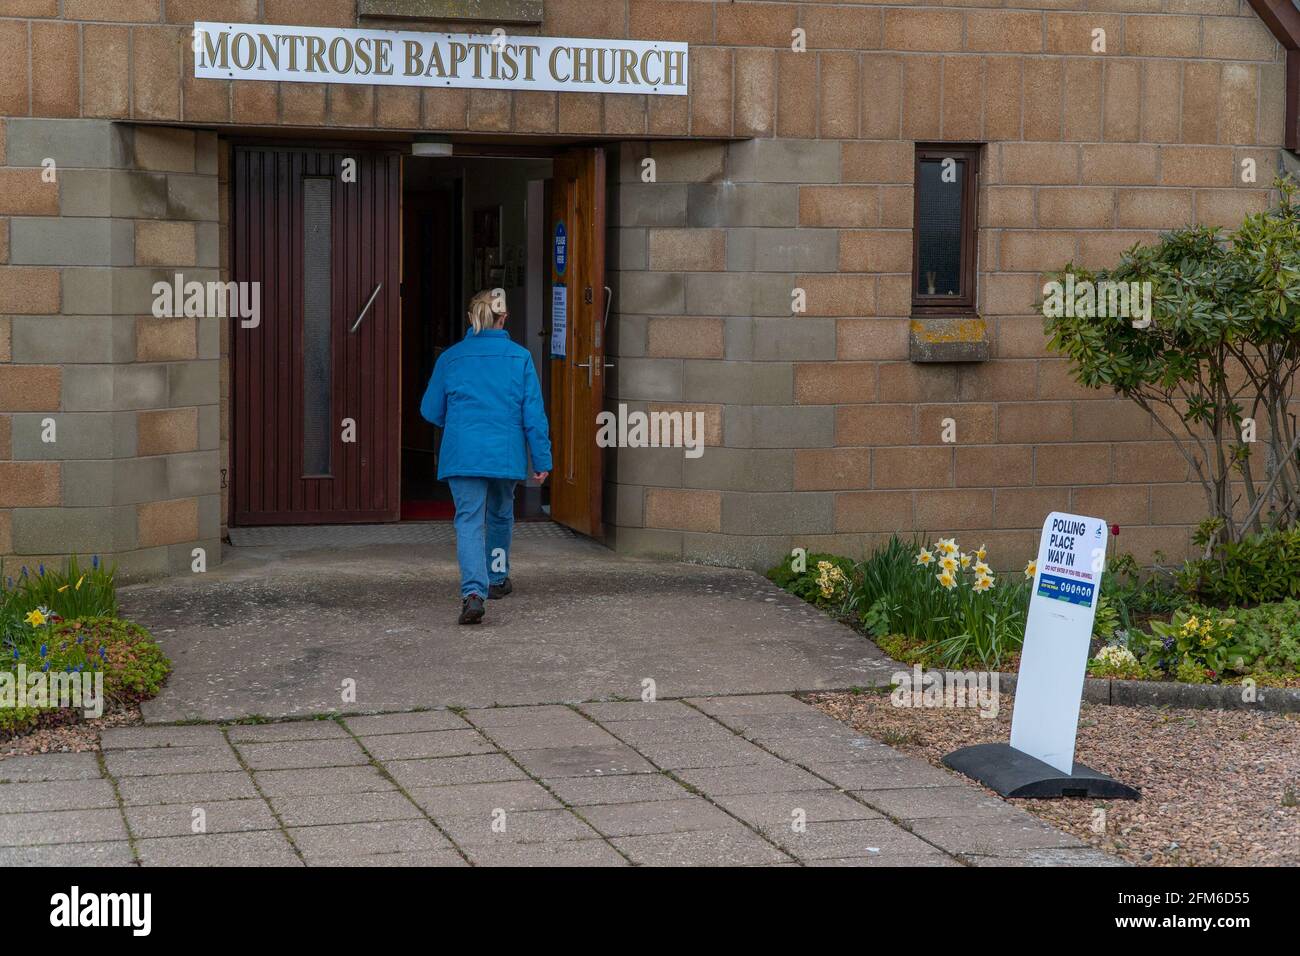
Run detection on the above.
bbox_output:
[908,315,989,363]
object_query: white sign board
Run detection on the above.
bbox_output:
[193,22,689,96]
[550,285,567,358]
[1009,512,1108,775]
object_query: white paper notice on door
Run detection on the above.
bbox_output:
[550,285,567,358]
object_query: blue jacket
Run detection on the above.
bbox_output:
[420,328,553,481]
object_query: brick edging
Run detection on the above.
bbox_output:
[996,672,1300,714]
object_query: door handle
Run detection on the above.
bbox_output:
[350,283,383,333]
[603,285,612,330]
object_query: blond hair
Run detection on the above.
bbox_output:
[468,288,507,334]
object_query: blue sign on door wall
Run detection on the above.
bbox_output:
[554,221,567,276]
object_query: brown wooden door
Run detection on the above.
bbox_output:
[231,145,402,525]
[549,147,606,537]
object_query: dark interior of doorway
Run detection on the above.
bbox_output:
[400,154,555,522]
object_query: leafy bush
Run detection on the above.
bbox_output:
[1043,179,1300,542]
[1088,644,1151,680]
[1175,525,1300,607]
[1101,552,1186,629]
[766,552,857,608]
[0,617,171,736]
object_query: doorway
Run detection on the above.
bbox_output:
[229,142,608,538]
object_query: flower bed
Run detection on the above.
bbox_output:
[768,535,1300,688]
[1,557,171,739]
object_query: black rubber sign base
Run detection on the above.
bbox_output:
[942,742,1141,800]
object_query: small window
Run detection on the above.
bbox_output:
[912,145,980,314]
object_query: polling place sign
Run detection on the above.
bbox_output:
[1009,512,1108,775]
[193,22,689,96]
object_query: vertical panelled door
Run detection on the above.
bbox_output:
[231,146,402,525]
[549,148,607,538]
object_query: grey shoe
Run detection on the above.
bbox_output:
[488,578,513,600]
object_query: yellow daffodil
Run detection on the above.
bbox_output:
[937,538,958,556]
[974,561,992,576]
[975,544,987,562]
[959,552,972,569]
[57,584,69,593]
[940,555,959,573]
[973,574,994,593]
[936,570,957,590]
[915,548,935,567]
[75,575,85,591]
[1023,559,1037,579]
[1183,616,1200,636]
[24,609,46,627]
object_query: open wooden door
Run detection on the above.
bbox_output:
[548,147,606,537]
[231,145,402,525]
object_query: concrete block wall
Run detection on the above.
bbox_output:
[0,118,222,581]
[0,1,1290,575]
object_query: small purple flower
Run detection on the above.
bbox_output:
[99,648,107,661]
[39,644,46,657]
[41,662,50,673]
[37,563,44,577]
[92,555,100,570]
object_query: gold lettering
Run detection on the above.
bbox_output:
[231,32,257,71]
[403,39,424,76]
[448,41,467,77]
[328,36,354,73]
[305,35,326,73]
[199,29,229,70]
[257,34,279,71]
[663,49,685,87]
[549,46,569,83]
[618,48,636,85]
[374,37,393,75]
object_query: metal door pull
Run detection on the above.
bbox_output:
[350,283,383,333]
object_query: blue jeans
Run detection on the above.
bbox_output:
[447,477,518,599]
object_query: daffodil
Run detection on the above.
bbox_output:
[937,538,958,556]
[936,570,957,590]
[974,561,992,576]
[959,552,972,569]
[915,548,935,567]
[24,608,46,627]
[940,555,959,573]
[75,575,85,591]
[972,574,994,593]
[1023,560,1037,579]
[57,584,69,593]
[975,544,987,562]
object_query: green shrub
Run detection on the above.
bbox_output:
[1137,601,1300,681]
[1176,526,1300,608]
[1101,552,1186,628]
[0,617,170,736]
[766,552,857,609]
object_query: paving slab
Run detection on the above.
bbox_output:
[438,808,600,846]
[547,772,692,807]
[101,725,227,749]
[123,536,896,721]
[306,848,469,867]
[612,827,792,866]
[805,853,961,867]
[465,705,590,728]
[117,770,260,806]
[511,744,657,779]
[359,729,495,761]
[467,839,629,867]
[0,778,118,812]
[137,830,302,866]
[769,817,941,862]
[578,798,736,837]
[675,759,830,796]
[0,752,102,782]
[384,754,528,789]
[227,721,351,744]
[811,758,961,791]
[629,737,773,770]
[235,738,370,771]
[270,791,425,827]
[0,841,135,867]
[863,786,1028,822]
[125,799,279,839]
[711,789,883,834]
[476,721,620,751]
[579,701,703,722]
[253,765,396,798]
[343,711,470,736]
[406,780,563,817]
[287,820,451,859]
[960,847,1127,867]
[0,808,127,847]
[908,817,1088,856]
[104,745,241,777]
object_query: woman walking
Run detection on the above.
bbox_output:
[420,289,552,625]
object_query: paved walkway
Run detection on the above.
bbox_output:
[119,532,900,722]
[2,530,1117,866]
[0,695,1115,867]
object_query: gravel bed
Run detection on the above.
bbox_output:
[809,691,1300,867]
[0,705,143,759]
